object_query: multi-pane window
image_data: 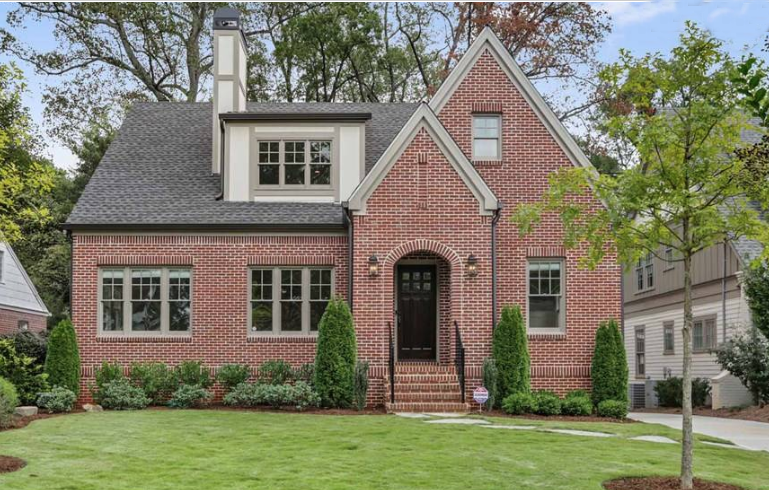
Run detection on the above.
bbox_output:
[635,327,646,377]
[664,248,674,269]
[17,320,28,331]
[663,321,675,354]
[256,140,332,187]
[635,253,654,291]
[527,260,564,331]
[693,316,717,352]
[249,267,334,335]
[473,115,501,160]
[99,268,192,335]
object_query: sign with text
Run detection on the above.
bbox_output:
[473,387,489,406]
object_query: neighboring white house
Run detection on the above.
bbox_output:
[0,241,49,334]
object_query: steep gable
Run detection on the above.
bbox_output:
[0,242,49,315]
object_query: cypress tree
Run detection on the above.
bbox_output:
[591,322,612,406]
[44,319,81,396]
[313,298,357,408]
[607,319,629,404]
[492,305,530,400]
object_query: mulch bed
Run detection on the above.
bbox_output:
[481,409,636,423]
[604,477,746,490]
[0,455,26,474]
[0,413,61,433]
[636,406,769,424]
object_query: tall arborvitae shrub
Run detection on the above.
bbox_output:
[492,305,530,400]
[591,319,627,406]
[314,298,357,408]
[44,319,81,396]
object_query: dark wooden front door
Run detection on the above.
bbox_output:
[397,264,437,360]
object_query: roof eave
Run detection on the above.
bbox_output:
[63,222,347,233]
[219,112,372,122]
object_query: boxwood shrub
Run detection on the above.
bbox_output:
[130,362,176,404]
[175,360,212,388]
[168,385,211,409]
[100,379,150,410]
[0,376,19,428]
[561,395,593,416]
[36,386,77,413]
[223,381,319,411]
[501,392,537,415]
[597,399,628,419]
[216,364,251,392]
[654,376,711,408]
[532,391,562,416]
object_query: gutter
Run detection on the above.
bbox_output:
[722,239,728,341]
[66,229,73,321]
[219,112,372,122]
[61,222,346,233]
[342,202,354,310]
[216,119,226,200]
[491,202,503,330]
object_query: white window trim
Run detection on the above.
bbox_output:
[526,258,566,334]
[471,114,502,161]
[248,266,334,337]
[663,321,675,355]
[635,326,646,379]
[98,267,193,337]
[692,315,717,353]
[635,253,655,293]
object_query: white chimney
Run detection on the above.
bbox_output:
[212,7,247,174]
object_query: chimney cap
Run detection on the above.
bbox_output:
[213,7,241,30]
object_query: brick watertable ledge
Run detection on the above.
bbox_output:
[95,335,192,344]
[527,332,567,341]
[246,335,318,344]
[97,255,195,266]
[531,365,591,378]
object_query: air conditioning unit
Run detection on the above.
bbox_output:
[629,383,646,409]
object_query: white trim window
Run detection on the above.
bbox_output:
[99,267,192,335]
[663,321,675,355]
[527,259,565,332]
[693,316,717,352]
[635,326,646,377]
[472,115,501,160]
[249,267,334,335]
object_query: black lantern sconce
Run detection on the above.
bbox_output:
[368,255,380,277]
[466,254,478,277]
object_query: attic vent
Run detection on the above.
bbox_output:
[629,383,646,409]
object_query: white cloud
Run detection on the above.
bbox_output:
[739,2,750,15]
[709,7,731,20]
[600,1,677,26]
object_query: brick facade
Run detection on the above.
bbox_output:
[0,307,47,335]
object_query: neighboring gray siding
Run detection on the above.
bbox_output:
[0,242,49,315]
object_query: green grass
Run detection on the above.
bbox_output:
[0,410,768,490]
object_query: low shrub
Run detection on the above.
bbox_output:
[92,361,124,404]
[532,391,562,416]
[36,386,77,413]
[100,379,150,410]
[654,376,711,408]
[354,361,369,411]
[130,362,176,404]
[258,360,294,386]
[501,392,537,415]
[0,376,19,428]
[175,361,212,388]
[561,395,593,416]
[0,338,48,405]
[168,385,211,409]
[293,363,315,385]
[597,399,628,419]
[482,358,499,409]
[565,389,590,400]
[223,381,319,411]
[216,364,251,392]
[1,331,47,367]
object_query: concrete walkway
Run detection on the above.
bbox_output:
[629,412,769,452]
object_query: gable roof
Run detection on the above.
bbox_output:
[65,102,417,230]
[347,103,499,215]
[0,242,49,316]
[429,27,594,173]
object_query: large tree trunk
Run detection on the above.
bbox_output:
[681,248,694,489]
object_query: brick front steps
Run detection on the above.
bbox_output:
[385,362,469,413]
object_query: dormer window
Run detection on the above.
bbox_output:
[256,139,333,189]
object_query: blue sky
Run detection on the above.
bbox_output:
[1,1,768,171]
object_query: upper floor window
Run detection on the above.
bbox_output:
[635,253,654,291]
[663,321,675,355]
[693,316,717,352]
[99,267,192,335]
[250,267,333,335]
[472,115,501,160]
[664,248,674,269]
[257,140,332,188]
[527,259,565,332]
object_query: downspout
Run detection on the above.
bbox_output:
[722,239,728,341]
[215,119,226,200]
[342,202,354,311]
[491,202,503,330]
[66,229,73,321]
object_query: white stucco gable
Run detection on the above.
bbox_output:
[0,242,49,316]
[346,103,499,215]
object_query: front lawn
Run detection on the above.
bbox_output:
[1,410,768,490]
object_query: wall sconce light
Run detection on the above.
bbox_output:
[368,255,380,277]
[466,254,478,277]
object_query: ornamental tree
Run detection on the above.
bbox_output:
[314,298,357,408]
[512,23,769,489]
[44,319,81,396]
[492,305,530,400]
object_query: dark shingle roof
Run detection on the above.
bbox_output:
[65,102,417,229]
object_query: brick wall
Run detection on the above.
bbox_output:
[0,307,47,335]
[436,49,622,395]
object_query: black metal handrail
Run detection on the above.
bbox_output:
[454,320,465,403]
[388,321,395,404]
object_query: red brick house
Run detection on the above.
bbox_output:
[0,241,49,335]
[65,9,620,411]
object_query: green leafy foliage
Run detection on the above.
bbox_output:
[532,391,562,416]
[216,364,251,392]
[561,393,593,416]
[257,360,295,386]
[596,400,628,419]
[91,361,124,403]
[501,392,537,415]
[129,362,176,404]
[716,327,769,405]
[0,376,19,428]
[99,379,150,410]
[591,320,628,406]
[353,361,369,411]
[654,377,711,408]
[0,331,47,368]
[492,305,530,401]
[482,358,499,409]
[36,386,76,413]
[44,319,80,396]
[223,381,320,411]
[0,338,48,405]
[744,263,769,340]
[293,363,315,385]
[168,385,212,409]
[313,298,357,408]
[174,361,212,389]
